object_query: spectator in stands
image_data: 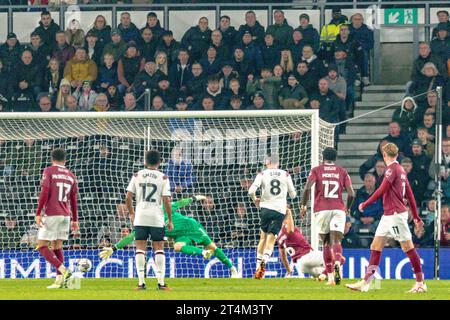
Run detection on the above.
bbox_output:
[246,68,281,109]
[289,30,306,66]
[266,10,293,47]
[155,51,169,76]
[25,31,51,74]
[73,80,98,111]
[0,215,22,249]
[200,75,228,110]
[169,48,192,93]
[401,157,426,205]
[359,139,389,180]
[382,121,410,155]
[121,92,142,111]
[118,12,140,43]
[38,95,54,112]
[410,62,446,105]
[43,57,63,97]
[210,29,230,61]
[392,96,418,136]
[295,13,320,54]
[200,46,222,76]
[165,146,195,194]
[218,61,239,91]
[260,33,279,70]
[65,95,79,112]
[84,30,102,67]
[416,127,435,159]
[231,46,254,88]
[91,92,110,112]
[229,95,244,110]
[226,78,248,107]
[199,95,215,111]
[97,53,118,93]
[218,15,238,55]
[150,95,171,112]
[332,47,358,114]
[0,32,22,74]
[156,31,181,67]
[351,172,383,230]
[64,47,98,89]
[416,91,438,122]
[54,78,71,111]
[185,62,206,105]
[0,58,13,111]
[238,11,265,45]
[231,202,252,247]
[87,15,111,51]
[247,91,270,110]
[154,77,177,108]
[332,24,363,70]
[117,41,141,94]
[309,78,346,128]
[430,23,450,66]
[410,42,447,83]
[432,10,450,39]
[102,28,126,62]
[295,60,318,94]
[422,112,436,142]
[278,73,308,109]
[319,8,348,61]
[325,64,347,101]
[373,159,386,187]
[279,47,295,74]
[33,10,60,50]
[440,205,450,246]
[52,31,75,68]
[349,13,374,86]
[138,28,157,63]
[106,85,120,111]
[239,31,263,74]
[429,137,450,182]
[14,50,41,99]
[141,12,165,44]
[300,44,326,79]
[410,139,431,180]
[182,17,212,62]
[133,60,163,97]
[66,19,85,49]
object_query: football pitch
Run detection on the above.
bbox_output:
[0,278,449,300]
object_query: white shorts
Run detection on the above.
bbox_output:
[375,211,412,242]
[296,250,325,277]
[37,216,71,241]
[315,210,346,234]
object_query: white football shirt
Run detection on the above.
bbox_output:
[249,168,297,215]
[127,169,171,227]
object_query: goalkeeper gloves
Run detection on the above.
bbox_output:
[192,195,207,201]
[99,246,116,260]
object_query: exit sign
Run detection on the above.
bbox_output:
[384,8,418,25]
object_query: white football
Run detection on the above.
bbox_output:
[77,258,92,273]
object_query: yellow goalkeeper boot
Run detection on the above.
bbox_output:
[61,268,73,289]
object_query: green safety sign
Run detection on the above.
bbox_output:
[384,8,418,25]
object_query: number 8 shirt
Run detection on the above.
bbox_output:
[127,169,171,228]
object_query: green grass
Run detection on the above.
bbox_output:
[0,278,449,300]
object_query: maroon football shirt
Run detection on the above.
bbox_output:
[37,165,78,219]
[376,161,409,216]
[277,225,312,262]
[307,163,351,212]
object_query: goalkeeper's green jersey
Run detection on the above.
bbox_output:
[163,198,202,238]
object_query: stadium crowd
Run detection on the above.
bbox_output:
[0,5,449,250]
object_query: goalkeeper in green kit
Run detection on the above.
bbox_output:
[99,195,238,278]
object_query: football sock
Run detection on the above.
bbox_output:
[154,250,166,286]
[180,245,203,256]
[256,253,263,269]
[53,249,64,275]
[406,248,424,283]
[323,245,333,274]
[262,248,273,263]
[135,249,146,286]
[332,243,343,266]
[214,248,233,268]
[364,250,382,282]
[38,246,63,271]
[115,231,135,250]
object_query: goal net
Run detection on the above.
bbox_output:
[0,110,334,279]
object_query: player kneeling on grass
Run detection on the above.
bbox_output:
[249,154,297,279]
[126,150,173,291]
[36,148,79,289]
[100,196,238,278]
[346,143,427,293]
[279,209,326,278]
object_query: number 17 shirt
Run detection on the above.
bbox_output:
[307,164,351,212]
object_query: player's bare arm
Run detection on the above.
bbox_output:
[125,191,135,224]
[346,184,355,214]
[279,247,292,275]
[404,180,424,232]
[359,177,388,212]
[300,180,314,218]
[285,208,295,233]
[163,195,173,232]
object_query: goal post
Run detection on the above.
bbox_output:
[0,110,334,278]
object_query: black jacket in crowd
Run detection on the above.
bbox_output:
[33,19,60,50]
[181,26,212,61]
[140,20,165,43]
[0,41,23,74]
[237,21,265,45]
[310,90,346,124]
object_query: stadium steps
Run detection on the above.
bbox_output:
[337,84,405,190]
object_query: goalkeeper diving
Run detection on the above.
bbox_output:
[100,195,238,278]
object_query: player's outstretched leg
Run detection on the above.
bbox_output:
[330,231,344,285]
[254,231,267,279]
[38,240,71,288]
[205,243,238,278]
[403,244,427,293]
